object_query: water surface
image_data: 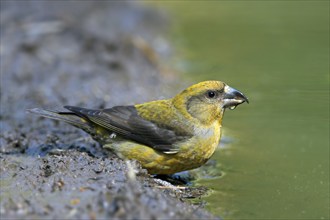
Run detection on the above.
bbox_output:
[153,1,329,219]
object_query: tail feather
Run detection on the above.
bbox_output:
[27,108,91,131]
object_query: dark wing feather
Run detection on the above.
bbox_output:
[64,105,191,154]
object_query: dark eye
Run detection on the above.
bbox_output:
[207,91,216,98]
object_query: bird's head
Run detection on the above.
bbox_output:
[172,81,249,125]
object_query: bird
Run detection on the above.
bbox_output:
[29,81,248,174]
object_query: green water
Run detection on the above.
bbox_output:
[153,1,329,219]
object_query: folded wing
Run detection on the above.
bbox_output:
[64,105,191,154]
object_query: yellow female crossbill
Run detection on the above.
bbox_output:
[29,81,248,174]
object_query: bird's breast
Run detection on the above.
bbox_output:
[179,123,221,163]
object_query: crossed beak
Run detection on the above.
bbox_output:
[223,85,249,110]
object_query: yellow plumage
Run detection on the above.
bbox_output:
[29,81,248,174]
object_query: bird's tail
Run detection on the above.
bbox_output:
[27,108,93,133]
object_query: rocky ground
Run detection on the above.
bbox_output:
[0,1,218,219]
